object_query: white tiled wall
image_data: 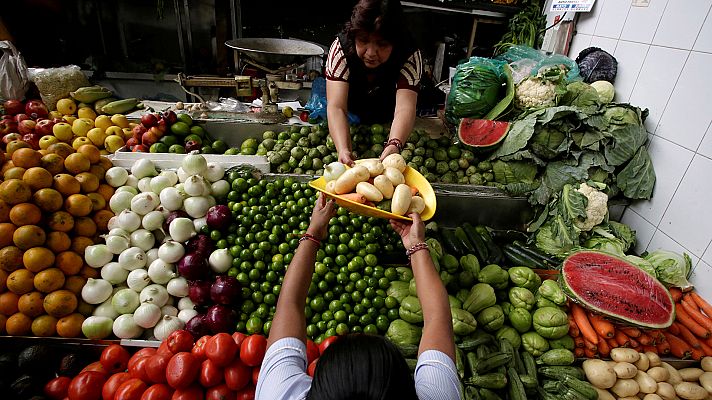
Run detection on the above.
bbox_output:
[566,0,712,298]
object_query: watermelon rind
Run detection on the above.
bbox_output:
[560,250,675,329]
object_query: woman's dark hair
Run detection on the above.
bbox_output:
[343,0,410,52]
[306,334,417,400]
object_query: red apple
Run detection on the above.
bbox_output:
[35,119,55,136]
[126,137,138,147]
[22,133,41,149]
[141,113,158,127]
[14,113,29,123]
[25,100,48,119]
[163,110,178,124]
[141,131,159,146]
[132,124,147,139]
[3,99,24,115]
[18,119,36,135]
[156,118,167,133]
[2,133,22,149]
[149,126,163,139]
[0,119,17,135]
[52,118,64,124]
[132,144,149,152]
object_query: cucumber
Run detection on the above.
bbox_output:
[441,229,464,256]
[454,227,477,254]
[512,240,560,267]
[562,375,598,400]
[536,348,575,366]
[478,388,503,400]
[537,366,586,380]
[502,244,543,269]
[463,223,489,262]
[475,225,503,264]
[464,373,507,389]
[476,353,512,374]
[507,367,527,400]
[457,334,494,352]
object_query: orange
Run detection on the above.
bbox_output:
[46,231,71,253]
[77,144,101,164]
[0,245,23,272]
[64,194,93,217]
[0,269,7,292]
[73,216,97,237]
[0,292,19,315]
[11,148,42,168]
[56,251,84,275]
[0,160,15,175]
[0,223,16,247]
[12,225,46,250]
[53,174,81,196]
[34,268,65,293]
[0,199,9,222]
[40,153,65,175]
[75,172,100,193]
[64,153,91,174]
[47,142,74,159]
[79,264,99,279]
[9,203,42,226]
[23,247,55,273]
[96,184,115,202]
[31,314,58,337]
[22,167,53,190]
[47,211,74,232]
[5,312,32,335]
[4,166,26,180]
[32,187,64,212]
[0,179,32,205]
[87,193,106,212]
[6,269,35,295]
[43,289,77,318]
[70,237,93,256]
[0,314,6,334]
[63,275,86,294]
[92,209,113,232]
[17,291,45,317]
[56,313,84,338]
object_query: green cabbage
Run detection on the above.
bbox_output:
[645,250,693,290]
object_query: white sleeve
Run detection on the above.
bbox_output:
[255,337,313,400]
[414,350,463,400]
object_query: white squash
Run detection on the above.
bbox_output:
[334,165,370,194]
[356,182,383,202]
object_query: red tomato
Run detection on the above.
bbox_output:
[129,348,157,370]
[307,358,318,377]
[141,384,173,400]
[299,111,309,122]
[129,356,152,382]
[170,384,203,400]
[191,336,210,362]
[102,372,132,400]
[199,359,224,388]
[166,352,200,390]
[224,358,250,391]
[318,336,339,355]
[100,344,132,373]
[251,367,259,387]
[44,376,71,400]
[306,340,319,365]
[167,330,194,354]
[157,341,174,357]
[205,333,238,367]
[239,335,266,367]
[205,384,235,400]
[114,378,148,400]
[68,371,106,400]
[236,385,255,400]
[232,332,247,347]
[81,361,109,376]
[145,354,172,384]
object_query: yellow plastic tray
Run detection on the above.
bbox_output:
[309,162,436,221]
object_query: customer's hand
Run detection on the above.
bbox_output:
[338,150,355,166]
[390,213,426,249]
[307,194,336,240]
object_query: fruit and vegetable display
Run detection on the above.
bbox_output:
[126,111,228,154]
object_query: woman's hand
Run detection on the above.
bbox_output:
[379,144,400,161]
[389,213,426,249]
[307,194,336,240]
[338,150,355,166]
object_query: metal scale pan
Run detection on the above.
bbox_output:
[225,38,324,72]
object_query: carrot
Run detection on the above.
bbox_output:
[667,322,681,335]
[607,338,618,349]
[571,304,598,345]
[670,287,683,303]
[691,348,705,361]
[677,303,711,338]
[583,338,598,352]
[690,291,712,317]
[642,345,658,354]
[649,330,665,344]
[597,335,611,357]
[574,347,585,357]
[638,333,653,346]
[672,322,701,349]
[663,332,693,359]
[588,313,615,338]
[615,330,631,347]
[619,326,642,338]
[656,339,671,355]
[574,336,585,348]
[584,347,597,358]
[409,186,419,196]
[681,297,712,334]
[629,337,640,348]
[568,314,581,338]
[698,339,712,356]
[340,193,367,204]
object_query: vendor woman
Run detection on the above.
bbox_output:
[326,0,423,165]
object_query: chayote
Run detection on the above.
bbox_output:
[463,283,497,314]
[478,264,509,289]
[396,267,414,283]
[522,331,550,356]
[456,289,470,305]
[441,253,459,274]
[509,287,536,311]
[451,307,477,336]
[538,279,567,305]
[387,281,410,303]
[426,238,443,260]
[386,319,422,346]
[508,266,542,292]
[509,307,533,333]
[460,254,480,276]
[458,270,476,288]
[448,295,463,310]
[532,306,569,339]
[440,270,454,287]
[536,293,559,309]
[408,279,417,297]
[501,302,513,317]
[476,305,505,332]
[548,335,575,351]
[399,296,423,324]
[496,325,522,349]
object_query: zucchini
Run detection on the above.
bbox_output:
[519,374,538,390]
[463,223,489,262]
[441,229,464,256]
[521,351,537,379]
[512,240,560,267]
[476,343,492,360]
[475,225,503,264]
[489,229,528,243]
[454,227,477,254]
[513,347,526,376]
[464,373,507,389]
[562,375,598,400]
[536,386,560,400]
[502,244,542,269]
[477,388,503,400]
[464,386,481,400]
[466,351,478,378]
[457,333,494,352]
[456,347,466,379]
[507,367,527,400]
[476,353,512,374]
[537,366,585,380]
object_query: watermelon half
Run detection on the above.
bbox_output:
[560,250,674,329]
[457,119,510,150]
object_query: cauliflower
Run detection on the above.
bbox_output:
[514,77,557,109]
[575,182,608,231]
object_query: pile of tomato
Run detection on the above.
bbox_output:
[42,330,338,400]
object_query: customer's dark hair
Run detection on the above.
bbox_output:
[343,0,409,52]
[306,334,418,400]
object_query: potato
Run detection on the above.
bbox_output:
[636,353,651,371]
[656,382,677,400]
[700,372,712,394]
[648,367,670,383]
[643,394,664,400]
[612,348,642,363]
[334,166,369,194]
[373,175,394,199]
[618,397,641,400]
[702,357,712,372]
[646,352,662,368]
[382,153,406,173]
[616,362,641,379]
[356,182,383,202]
[679,368,705,382]
[325,180,336,193]
[662,362,683,386]
[407,195,425,214]
[359,159,384,177]
[384,167,405,186]
[583,359,617,389]
[675,382,708,400]
[636,370,659,394]
[594,387,616,400]
[612,379,641,398]
[390,184,412,216]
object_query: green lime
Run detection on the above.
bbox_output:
[212,140,227,153]
[370,124,384,135]
[170,121,190,136]
[159,135,178,146]
[190,125,206,137]
[241,138,258,151]
[184,134,202,145]
[176,113,193,126]
[225,147,239,155]
[149,143,168,153]
[246,317,263,334]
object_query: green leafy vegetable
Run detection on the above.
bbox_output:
[645,250,693,290]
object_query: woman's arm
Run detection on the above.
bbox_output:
[390,214,455,361]
[381,88,418,160]
[266,195,336,348]
[326,80,355,166]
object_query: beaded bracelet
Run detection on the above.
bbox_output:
[405,242,428,259]
[383,138,404,152]
[299,233,321,246]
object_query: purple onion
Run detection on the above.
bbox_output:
[205,304,237,334]
[210,275,241,305]
[206,205,231,230]
[185,314,210,339]
[178,253,208,280]
[185,140,201,152]
[188,279,212,305]
[164,210,189,232]
[186,234,213,257]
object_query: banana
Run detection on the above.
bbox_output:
[94,97,118,114]
[100,98,140,115]
[70,85,113,103]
